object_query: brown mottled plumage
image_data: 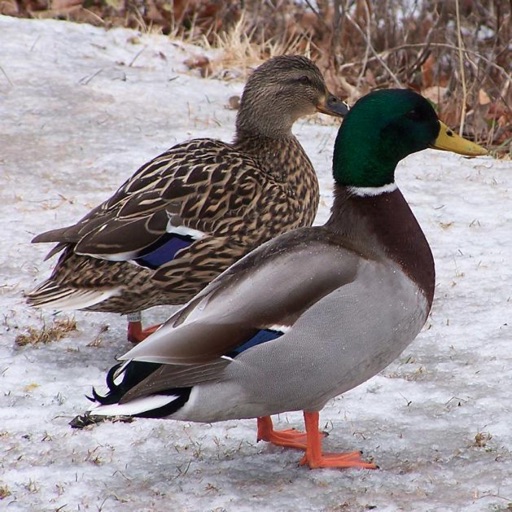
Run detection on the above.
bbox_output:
[27,55,348,340]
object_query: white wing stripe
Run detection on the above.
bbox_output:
[90,395,179,416]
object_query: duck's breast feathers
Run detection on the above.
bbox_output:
[32,139,275,262]
[120,227,367,366]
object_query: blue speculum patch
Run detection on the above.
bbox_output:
[135,233,193,269]
[228,329,284,358]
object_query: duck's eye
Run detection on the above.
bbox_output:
[405,109,422,121]
[297,75,313,86]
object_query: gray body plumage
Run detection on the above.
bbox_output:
[172,256,428,422]
[93,187,432,422]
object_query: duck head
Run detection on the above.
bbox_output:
[333,88,487,189]
[236,55,349,139]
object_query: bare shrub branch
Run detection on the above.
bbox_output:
[5,0,511,151]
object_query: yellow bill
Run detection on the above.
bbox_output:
[432,121,487,156]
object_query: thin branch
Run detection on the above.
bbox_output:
[128,45,148,67]
[355,0,372,89]
[0,64,13,87]
[344,10,402,87]
[330,0,344,66]
[337,42,512,86]
[455,0,467,135]
[303,0,331,32]
[404,6,444,80]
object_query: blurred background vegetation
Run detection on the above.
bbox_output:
[3,0,511,153]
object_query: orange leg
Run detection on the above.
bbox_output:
[257,416,328,450]
[257,416,310,450]
[299,411,377,470]
[127,321,161,344]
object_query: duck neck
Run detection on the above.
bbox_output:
[235,100,295,140]
[234,132,305,175]
[327,184,435,307]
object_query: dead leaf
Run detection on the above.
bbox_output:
[421,86,449,106]
[478,88,491,106]
[184,55,212,78]
[421,54,436,89]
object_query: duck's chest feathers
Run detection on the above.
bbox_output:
[332,187,435,309]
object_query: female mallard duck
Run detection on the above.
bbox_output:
[27,55,347,343]
[78,89,486,469]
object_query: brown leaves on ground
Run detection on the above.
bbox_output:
[4,0,511,154]
[184,55,212,77]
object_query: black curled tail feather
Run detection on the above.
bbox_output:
[87,361,163,405]
[85,360,192,420]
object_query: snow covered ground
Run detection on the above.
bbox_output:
[1,15,512,512]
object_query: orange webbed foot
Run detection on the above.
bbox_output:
[300,450,377,469]
[257,416,327,450]
[299,411,377,470]
[127,321,161,344]
[257,416,308,449]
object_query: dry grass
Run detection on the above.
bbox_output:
[4,0,511,153]
[0,484,12,500]
[473,431,493,448]
[15,317,77,346]
[199,13,314,81]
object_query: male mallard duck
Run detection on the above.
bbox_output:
[27,55,348,343]
[78,89,486,469]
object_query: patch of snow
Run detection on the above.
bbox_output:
[1,15,512,512]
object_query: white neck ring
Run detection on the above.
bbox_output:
[348,183,397,197]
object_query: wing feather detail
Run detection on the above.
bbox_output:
[32,139,264,261]
[120,227,363,365]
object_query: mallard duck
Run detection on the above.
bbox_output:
[77,89,486,469]
[27,55,348,343]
